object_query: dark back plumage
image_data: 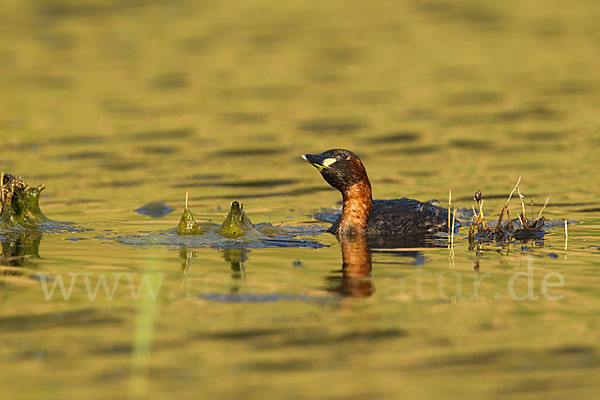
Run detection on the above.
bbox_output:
[328,198,449,236]
[367,198,449,235]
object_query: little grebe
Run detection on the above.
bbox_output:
[302,149,450,237]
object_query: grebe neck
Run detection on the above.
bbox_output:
[337,178,372,236]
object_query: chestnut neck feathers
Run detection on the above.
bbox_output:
[338,175,372,236]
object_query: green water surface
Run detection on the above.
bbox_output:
[1,1,600,399]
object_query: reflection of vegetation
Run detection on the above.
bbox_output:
[221,248,249,280]
[472,243,482,271]
[178,246,249,295]
[178,246,249,280]
[1,173,47,229]
[179,247,196,273]
[470,237,546,272]
[0,230,42,274]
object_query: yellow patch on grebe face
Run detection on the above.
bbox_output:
[322,158,337,167]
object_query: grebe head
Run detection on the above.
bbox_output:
[301,149,369,192]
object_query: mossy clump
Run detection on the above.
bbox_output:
[218,201,261,239]
[1,173,48,229]
[176,193,204,235]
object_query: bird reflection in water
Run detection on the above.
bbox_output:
[327,234,374,298]
[329,233,445,298]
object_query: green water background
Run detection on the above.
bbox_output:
[1,1,600,399]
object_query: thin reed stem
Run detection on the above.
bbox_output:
[448,188,452,234]
[536,198,549,220]
[450,207,457,246]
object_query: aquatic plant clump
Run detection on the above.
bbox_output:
[469,178,549,243]
[0,173,48,229]
[218,201,262,238]
[176,193,204,235]
[175,195,261,237]
[175,196,265,238]
[155,195,325,248]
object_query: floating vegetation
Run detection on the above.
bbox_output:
[1,173,78,234]
[176,193,203,235]
[176,196,264,238]
[119,196,325,249]
[468,177,551,244]
[1,172,48,229]
[217,201,262,238]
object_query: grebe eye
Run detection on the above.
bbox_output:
[322,158,337,167]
